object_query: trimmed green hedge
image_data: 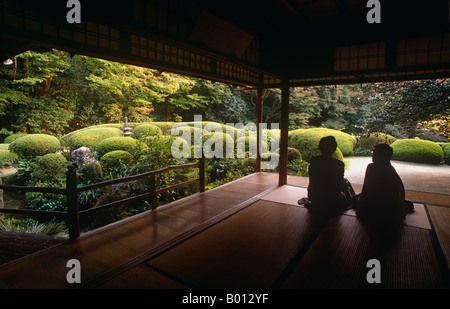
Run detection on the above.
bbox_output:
[202,132,235,158]
[312,128,356,156]
[100,150,135,171]
[9,134,60,158]
[4,133,28,144]
[80,161,103,183]
[150,122,177,135]
[357,132,396,150]
[60,127,123,150]
[391,139,444,165]
[33,153,69,182]
[0,150,18,167]
[186,121,240,140]
[170,124,205,143]
[131,124,162,139]
[287,147,301,162]
[235,136,268,158]
[288,128,346,162]
[97,137,140,157]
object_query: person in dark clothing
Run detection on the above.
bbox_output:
[300,136,354,217]
[356,143,413,227]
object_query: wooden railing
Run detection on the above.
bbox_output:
[0,157,206,241]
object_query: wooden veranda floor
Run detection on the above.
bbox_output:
[0,172,449,289]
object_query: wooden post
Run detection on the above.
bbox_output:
[149,174,157,210]
[66,164,80,241]
[279,79,290,186]
[0,173,4,222]
[199,156,206,192]
[256,87,263,172]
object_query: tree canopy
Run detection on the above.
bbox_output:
[0,49,448,142]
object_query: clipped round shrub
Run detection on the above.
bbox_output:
[288,147,301,162]
[33,153,69,181]
[357,132,396,150]
[0,150,18,167]
[391,139,444,165]
[187,121,240,140]
[60,127,123,150]
[131,124,162,139]
[100,150,135,171]
[97,137,139,157]
[311,128,356,156]
[261,152,280,170]
[9,134,60,158]
[170,123,205,143]
[235,136,269,157]
[150,122,177,135]
[80,161,103,183]
[4,133,27,144]
[202,132,234,158]
[288,128,345,162]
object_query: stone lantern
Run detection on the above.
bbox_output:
[122,116,133,137]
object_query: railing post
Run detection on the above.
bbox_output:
[149,174,157,210]
[199,156,206,193]
[66,164,80,241]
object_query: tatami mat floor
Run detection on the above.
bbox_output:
[0,172,449,289]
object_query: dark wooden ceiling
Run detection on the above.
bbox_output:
[0,0,449,87]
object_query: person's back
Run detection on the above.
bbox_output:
[356,144,407,226]
[308,155,345,204]
[305,136,348,217]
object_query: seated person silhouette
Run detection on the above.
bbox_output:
[300,136,353,217]
[356,143,413,227]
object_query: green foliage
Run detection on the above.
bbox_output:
[33,153,69,182]
[100,150,135,173]
[60,127,123,150]
[4,133,27,144]
[243,158,257,172]
[0,218,67,237]
[0,149,18,167]
[9,134,60,158]
[203,88,254,124]
[357,132,396,150]
[288,128,346,162]
[97,137,140,157]
[352,147,374,157]
[130,135,182,174]
[360,80,450,138]
[0,51,73,135]
[131,124,162,139]
[80,161,103,183]
[287,85,361,131]
[391,139,444,165]
[287,147,301,162]
[289,157,310,177]
[25,190,67,212]
[205,158,253,185]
